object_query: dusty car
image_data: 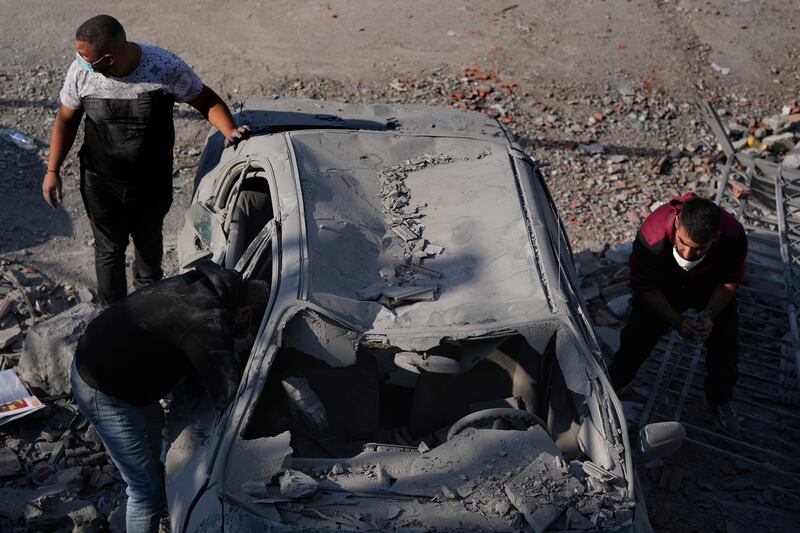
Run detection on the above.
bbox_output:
[168,97,681,532]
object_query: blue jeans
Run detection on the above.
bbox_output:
[71,358,165,532]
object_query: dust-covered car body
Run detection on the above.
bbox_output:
[169,97,652,532]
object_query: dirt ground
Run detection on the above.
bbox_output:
[1,1,799,531]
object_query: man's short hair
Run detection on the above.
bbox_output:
[679,197,721,243]
[75,15,126,52]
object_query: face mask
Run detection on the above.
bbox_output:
[75,52,107,72]
[673,246,705,271]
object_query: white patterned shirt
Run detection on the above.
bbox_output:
[59,43,204,110]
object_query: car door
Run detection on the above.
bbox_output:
[166,214,279,532]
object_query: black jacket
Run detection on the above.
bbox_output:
[75,263,244,407]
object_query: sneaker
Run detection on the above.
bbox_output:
[708,401,741,435]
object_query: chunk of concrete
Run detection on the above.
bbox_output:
[0,487,35,521]
[16,303,102,395]
[0,448,21,477]
[504,451,584,533]
[279,469,319,498]
[0,324,21,349]
[594,327,620,353]
[391,427,561,497]
[761,132,795,153]
[783,150,800,170]
[606,295,631,318]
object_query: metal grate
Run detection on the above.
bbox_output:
[631,102,800,483]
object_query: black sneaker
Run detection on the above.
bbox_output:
[708,401,741,435]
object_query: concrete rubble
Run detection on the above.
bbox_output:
[233,428,635,530]
[357,153,453,308]
[0,260,125,532]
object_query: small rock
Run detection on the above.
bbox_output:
[604,241,633,265]
[578,142,605,155]
[108,502,126,532]
[567,507,595,530]
[0,324,22,349]
[594,327,621,353]
[782,152,800,170]
[16,303,102,395]
[0,448,22,477]
[607,294,631,318]
[762,132,795,153]
[330,463,345,475]
[241,480,268,497]
[279,469,318,498]
[494,499,511,516]
[440,485,459,500]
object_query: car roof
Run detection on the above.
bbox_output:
[285,127,554,339]
[238,97,511,143]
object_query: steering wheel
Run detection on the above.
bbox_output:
[447,408,548,441]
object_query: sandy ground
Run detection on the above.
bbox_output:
[1,1,799,531]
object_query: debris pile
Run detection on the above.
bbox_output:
[386,67,519,125]
[0,259,94,369]
[358,153,452,307]
[236,428,635,531]
[723,103,800,166]
[0,259,125,532]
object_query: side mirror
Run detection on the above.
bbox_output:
[637,421,686,463]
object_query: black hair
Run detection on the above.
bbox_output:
[679,197,721,243]
[75,15,126,52]
[241,280,270,316]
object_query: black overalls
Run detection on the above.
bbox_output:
[78,90,175,305]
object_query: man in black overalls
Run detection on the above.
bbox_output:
[42,14,249,305]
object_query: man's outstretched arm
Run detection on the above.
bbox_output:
[187,85,249,146]
[42,104,83,207]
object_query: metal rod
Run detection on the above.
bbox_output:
[643,358,777,397]
[740,312,788,328]
[682,437,800,483]
[674,342,703,421]
[740,329,792,346]
[680,421,800,469]
[639,333,680,428]
[738,284,788,301]
[639,366,800,422]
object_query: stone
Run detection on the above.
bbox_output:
[0,324,21,349]
[16,303,102,395]
[581,284,600,301]
[605,241,632,264]
[594,327,620,353]
[607,295,631,318]
[594,307,620,327]
[0,448,22,477]
[761,132,795,153]
[279,469,319,498]
[504,452,584,533]
[575,250,598,276]
[108,502,126,532]
[54,466,84,487]
[0,487,35,521]
[782,152,800,170]
[566,507,595,530]
[578,142,605,155]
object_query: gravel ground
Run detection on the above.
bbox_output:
[1,1,799,531]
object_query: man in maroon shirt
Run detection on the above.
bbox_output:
[609,193,747,434]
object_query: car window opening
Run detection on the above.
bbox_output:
[224,176,274,270]
[240,322,582,462]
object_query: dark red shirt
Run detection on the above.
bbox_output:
[629,193,747,295]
